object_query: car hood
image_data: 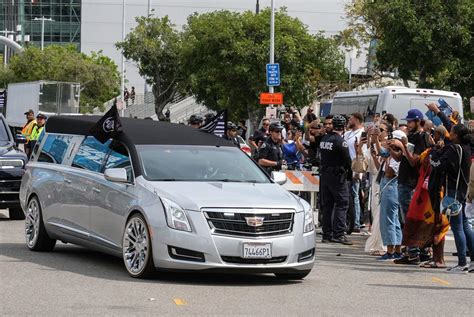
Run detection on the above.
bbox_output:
[0,141,26,159]
[145,181,303,212]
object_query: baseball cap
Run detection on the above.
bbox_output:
[392,130,407,141]
[403,109,424,121]
[24,109,34,115]
[36,113,47,120]
[269,122,284,132]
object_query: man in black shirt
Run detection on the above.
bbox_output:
[249,118,270,151]
[224,122,240,147]
[395,109,430,265]
[257,122,284,175]
[319,115,353,245]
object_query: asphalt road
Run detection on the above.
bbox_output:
[1,210,473,316]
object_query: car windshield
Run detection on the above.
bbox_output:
[0,119,11,142]
[137,145,270,183]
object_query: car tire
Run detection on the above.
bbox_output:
[25,197,56,252]
[9,207,25,220]
[274,270,311,280]
[122,213,155,279]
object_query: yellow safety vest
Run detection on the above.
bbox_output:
[30,125,44,142]
[21,120,37,142]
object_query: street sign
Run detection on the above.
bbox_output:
[260,93,283,105]
[266,63,280,86]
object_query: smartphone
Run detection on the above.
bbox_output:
[361,131,367,139]
[388,131,393,140]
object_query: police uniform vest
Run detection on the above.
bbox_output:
[257,137,282,172]
[319,132,352,173]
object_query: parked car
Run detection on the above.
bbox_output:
[0,114,28,220]
[20,116,316,279]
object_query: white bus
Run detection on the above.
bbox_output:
[331,86,463,122]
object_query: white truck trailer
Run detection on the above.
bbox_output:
[5,81,80,128]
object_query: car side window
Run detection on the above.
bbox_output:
[105,142,133,182]
[71,136,111,173]
[37,134,73,164]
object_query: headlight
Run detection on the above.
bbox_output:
[303,207,315,233]
[161,197,192,232]
[0,159,24,168]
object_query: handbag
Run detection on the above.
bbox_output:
[441,145,463,217]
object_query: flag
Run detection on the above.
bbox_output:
[0,91,5,113]
[89,104,123,143]
[200,109,227,137]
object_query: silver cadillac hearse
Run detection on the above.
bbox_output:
[20,116,315,279]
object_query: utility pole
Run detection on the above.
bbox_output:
[269,0,275,107]
[121,0,126,116]
[256,0,260,14]
[33,17,54,50]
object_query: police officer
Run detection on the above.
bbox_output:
[319,115,353,245]
[224,121,240,147]
[257,122,284,175]
[189,114,203,128]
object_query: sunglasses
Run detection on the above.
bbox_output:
[379,128,386,133]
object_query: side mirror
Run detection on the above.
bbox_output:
[15,134,27,144]
[104,168,129,183]
[271,171,287,185]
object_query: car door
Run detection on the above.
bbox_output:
[59,136,110,240]
[34,133,75,225]
[89,141,137,250]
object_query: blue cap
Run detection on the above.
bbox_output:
[403,109,424,121]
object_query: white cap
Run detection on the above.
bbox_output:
[392,130,407,140]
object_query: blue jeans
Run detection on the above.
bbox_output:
[450,206,474,266]
[380,177,402,246]
[398,183,414,226]
[351,178,361,229]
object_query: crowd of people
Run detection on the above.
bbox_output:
[21,103,474,274]
[231,104,473,274]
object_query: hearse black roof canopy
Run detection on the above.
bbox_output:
[45,115,233,147]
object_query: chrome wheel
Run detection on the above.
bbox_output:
[123,216,150,275]
[25,199,40,248]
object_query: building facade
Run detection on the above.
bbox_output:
[0,0,81,56]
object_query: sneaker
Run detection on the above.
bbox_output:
[393,252,403,260]
[321,238,331,243]
[446,265,468,274]
[330,236,353,245]
[420,253,432,263]
[377,253,395,261]
[394,255,421,265]
[469,263,474,273]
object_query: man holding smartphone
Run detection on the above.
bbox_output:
[395,109,431,265]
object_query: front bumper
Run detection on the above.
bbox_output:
[150,210,316,273]
[0,170,23,208]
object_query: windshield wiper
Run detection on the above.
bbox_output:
[211,179,258,183]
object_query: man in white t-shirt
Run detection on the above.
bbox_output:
[344,113,365,232]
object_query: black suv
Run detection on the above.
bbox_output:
[0,114,28,219]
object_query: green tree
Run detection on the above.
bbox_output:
[343,0,474,88]
[3,45,120,113]
[116,16,182,120]
[181,9,347,122]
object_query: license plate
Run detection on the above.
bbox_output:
[242,243,272,259]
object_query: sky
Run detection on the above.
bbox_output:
[81,0,361,93]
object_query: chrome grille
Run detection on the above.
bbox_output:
[204,210,294,237]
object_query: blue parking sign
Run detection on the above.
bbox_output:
[266,63,280,86]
